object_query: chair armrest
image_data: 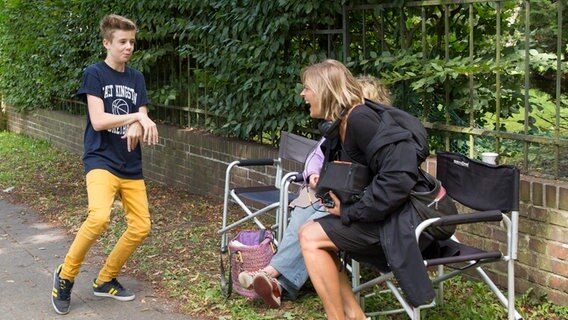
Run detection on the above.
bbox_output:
[429,210,503,227]
[415,210,504,241]
[237,158,275,166]
[287,172,305,183]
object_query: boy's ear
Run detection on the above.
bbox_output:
[102,38,111,49]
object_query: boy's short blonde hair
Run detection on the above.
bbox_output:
[357,76,392,106]
[99,14,137,41]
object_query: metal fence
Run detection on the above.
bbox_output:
[55,1,567,180]
[300,0,567,180]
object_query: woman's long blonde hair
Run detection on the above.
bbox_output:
[301,59,364,121]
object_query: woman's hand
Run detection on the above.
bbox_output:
[308,174,320,189]
[325,191,341,216]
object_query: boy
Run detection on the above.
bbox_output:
[51,14,159,315]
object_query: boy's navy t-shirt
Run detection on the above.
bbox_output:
[77,62,149,179]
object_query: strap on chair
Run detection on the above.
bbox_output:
[220,246,233,299]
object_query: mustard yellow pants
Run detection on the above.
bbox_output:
[60,169,151,284]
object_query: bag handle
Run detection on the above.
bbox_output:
[219,247,233,299]
[258,229,277,254]
[427,186,446,209]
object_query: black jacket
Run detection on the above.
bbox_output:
[325,101,435,307]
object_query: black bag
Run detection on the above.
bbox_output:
[315,160,371,204]
[409,170,458,240]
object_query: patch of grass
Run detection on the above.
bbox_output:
[1,131,567,319]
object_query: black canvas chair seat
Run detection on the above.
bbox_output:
[425,239,502,267]
[233,186,299,206]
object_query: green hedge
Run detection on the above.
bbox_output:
[0,1,564,142]
[0,1,341,140]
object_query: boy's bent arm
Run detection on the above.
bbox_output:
[87,94,143,131]
[122,106,159,151]
[87,95,159,145]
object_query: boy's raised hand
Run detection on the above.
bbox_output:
[137,113,159,145]
[122,122,143,152]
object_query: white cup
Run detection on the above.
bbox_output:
[481,152,499,165]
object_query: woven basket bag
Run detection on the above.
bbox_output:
[228,229,276,299]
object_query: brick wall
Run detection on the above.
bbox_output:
[6,107,568,306]
[6,108,281,197]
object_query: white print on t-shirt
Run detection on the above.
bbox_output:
[103,85,113,98]
[115,85,138,103]
[102,84,139,136]
[109,99,130,135]
[102,85,138,104]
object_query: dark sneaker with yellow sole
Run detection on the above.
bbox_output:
[92,278,135,301]
[51,264,74,315]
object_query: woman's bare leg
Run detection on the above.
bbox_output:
[338,269,366,319]
[299,220,345,320]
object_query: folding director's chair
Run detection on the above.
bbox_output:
[352,151,523,320]
[218,131,319,251]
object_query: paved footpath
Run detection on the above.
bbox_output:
[0,199,191,320]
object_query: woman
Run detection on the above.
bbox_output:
[298,59,435,320]
[237,75,394,309]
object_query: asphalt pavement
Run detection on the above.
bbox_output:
[0,199,191,320]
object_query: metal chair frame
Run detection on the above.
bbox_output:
[218,131,319,249]
[351,151,523,320]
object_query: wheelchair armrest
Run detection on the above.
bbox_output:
[237,158,275,166]
[429,210,503,227]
